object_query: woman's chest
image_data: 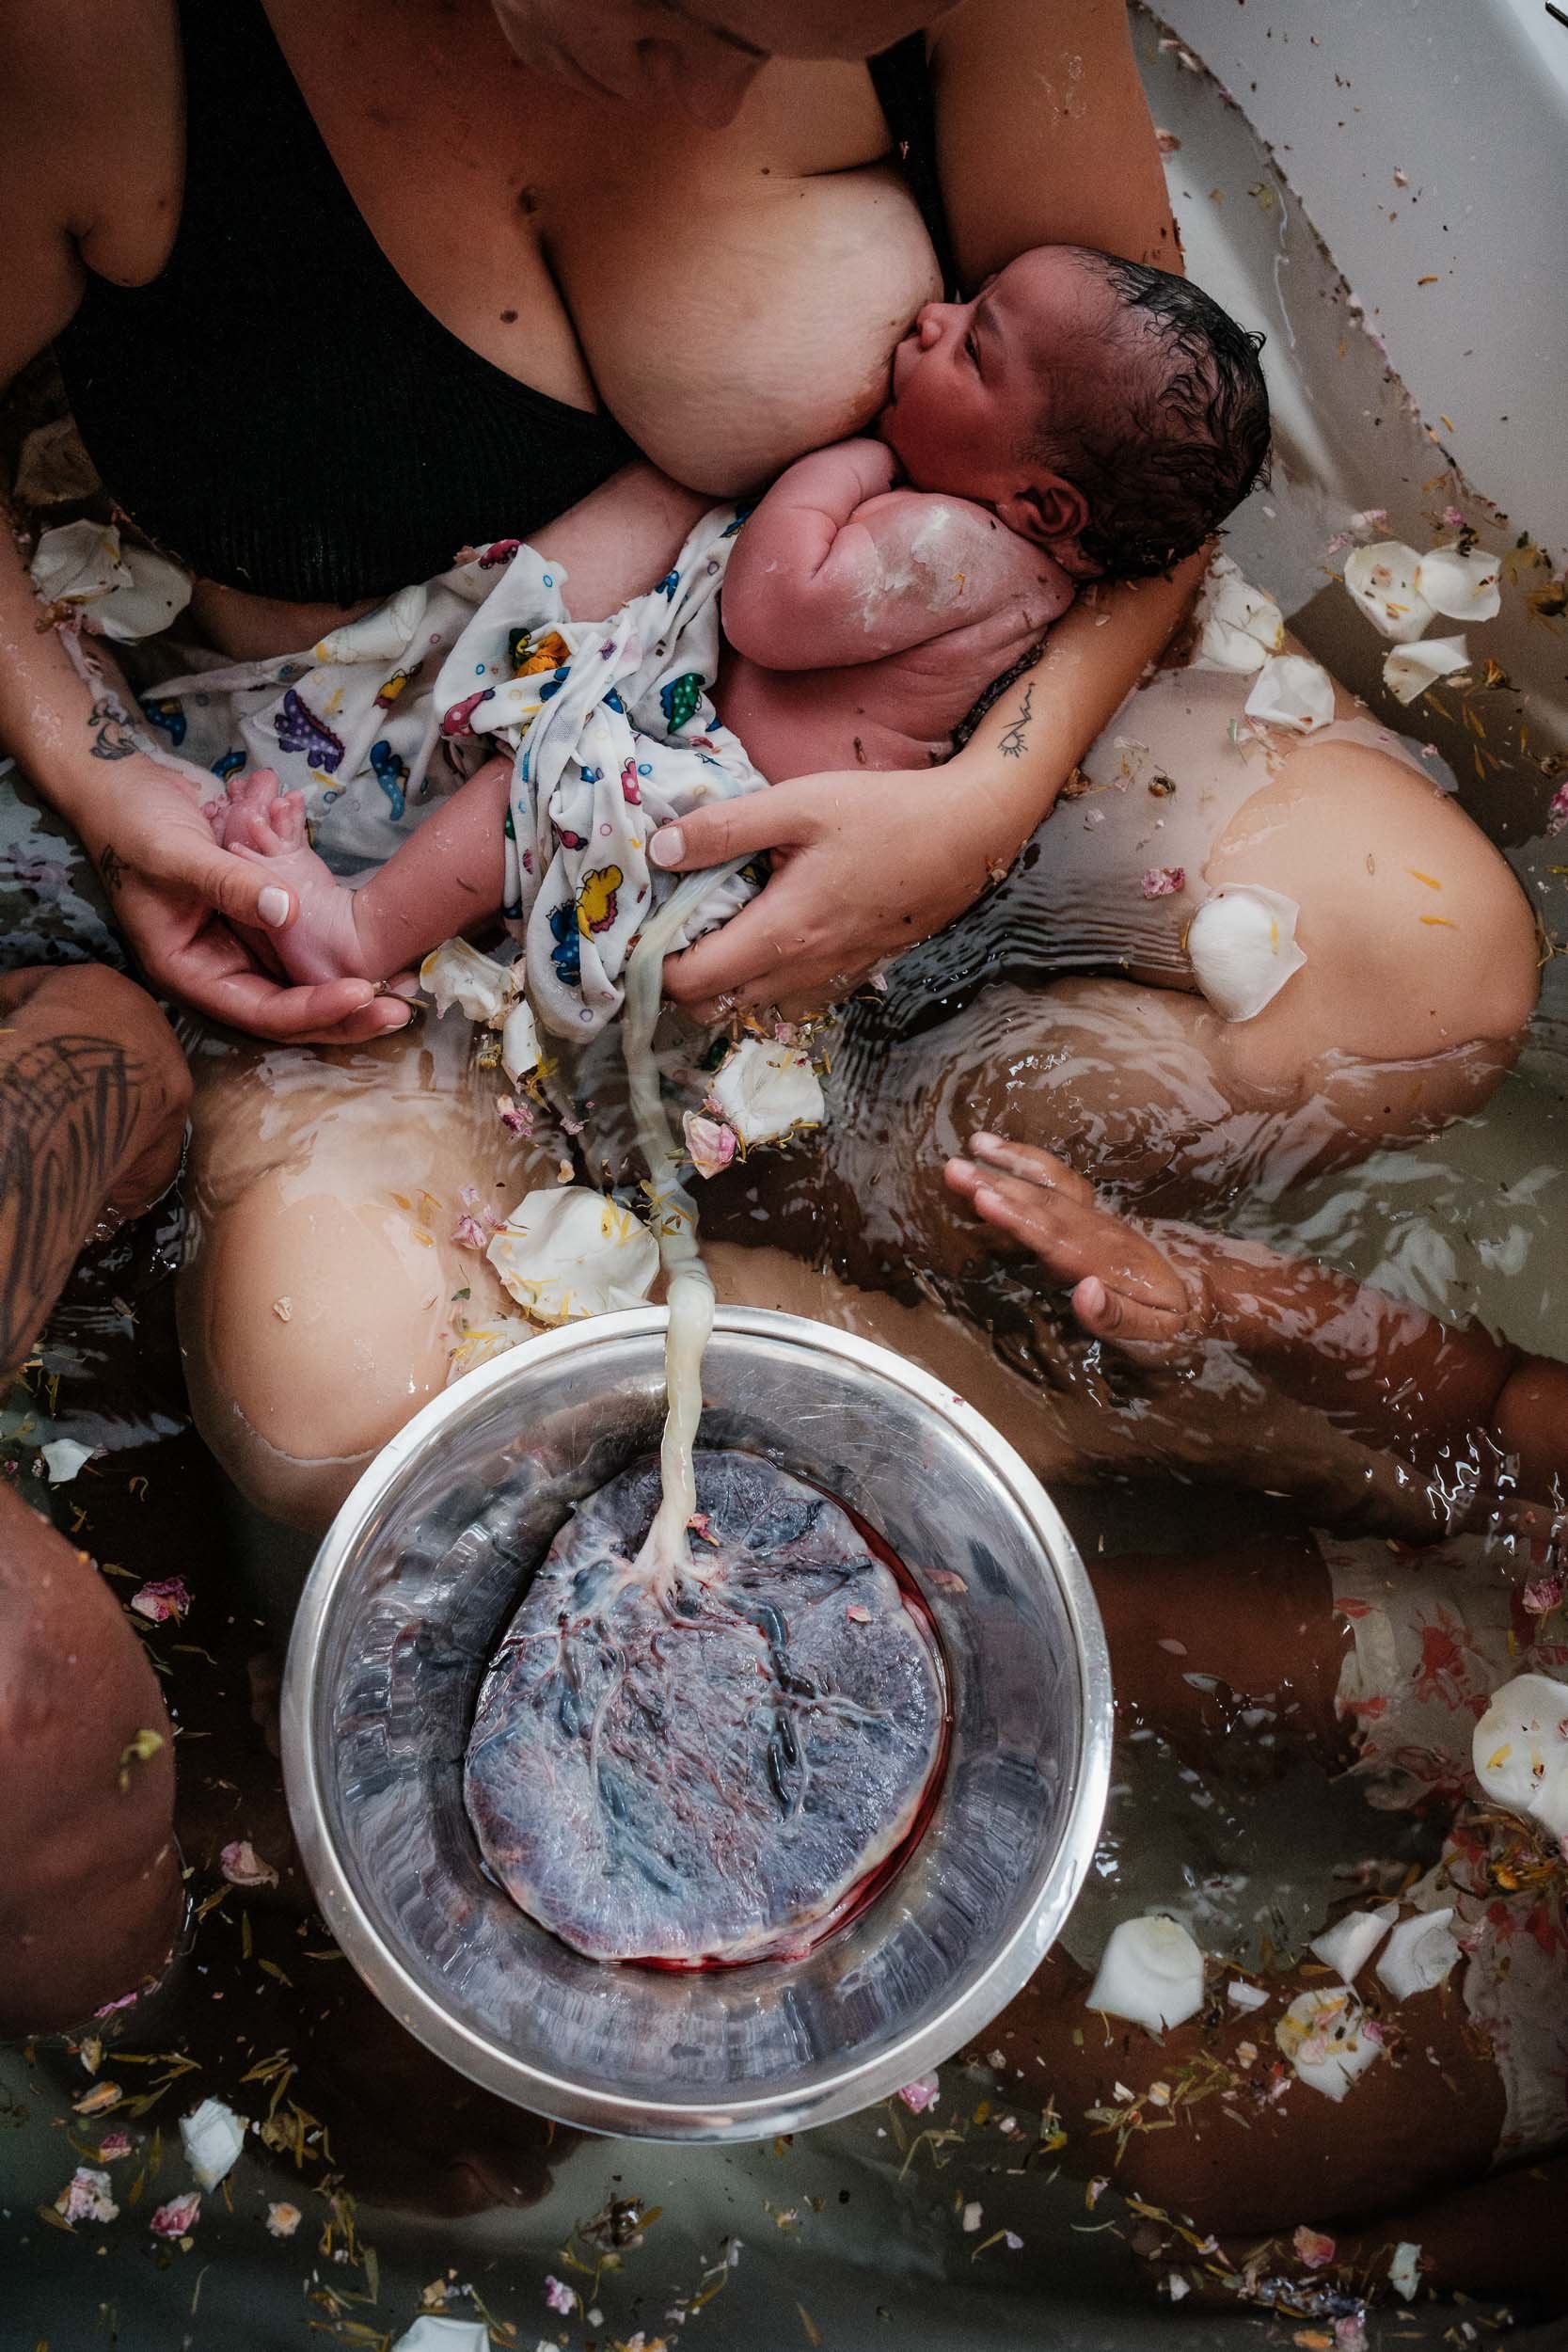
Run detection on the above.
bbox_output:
[267,0,940,492]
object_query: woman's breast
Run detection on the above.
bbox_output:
[552,120,941,495]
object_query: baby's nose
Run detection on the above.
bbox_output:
[915,307,947,351]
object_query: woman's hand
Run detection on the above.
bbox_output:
[653,766,1015,1020]
[944,1133,1218,1366]
[72,755,413,1044]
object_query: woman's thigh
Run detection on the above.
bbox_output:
[845,685,1537,1220]
[179,1009,556,1532]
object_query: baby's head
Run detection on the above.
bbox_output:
[879,245,1270,579]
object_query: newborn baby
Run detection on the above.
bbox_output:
[211,245,1269,986]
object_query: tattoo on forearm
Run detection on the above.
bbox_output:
[98,845,127,896]
[998,682,1035,760]
[87,695,139,761]
[0,1034,149,1376]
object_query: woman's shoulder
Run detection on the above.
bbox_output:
[2,0,182,320]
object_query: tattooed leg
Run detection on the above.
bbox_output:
[0,967,190,2029]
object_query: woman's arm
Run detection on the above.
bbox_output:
[0,3,414,1042]
[946,1135,1568,1502]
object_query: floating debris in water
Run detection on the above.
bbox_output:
[130,1577,190,1624]
[220,1840,278,1890]
[55,2166,118,2226]
[149,2189,201,2239]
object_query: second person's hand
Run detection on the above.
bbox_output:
[944,1132,1218,1366]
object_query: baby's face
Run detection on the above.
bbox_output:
[879,246,1113,522]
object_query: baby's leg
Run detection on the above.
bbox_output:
[178,1007,559,1532]
[211,758,512,986]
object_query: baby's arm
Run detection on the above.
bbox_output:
[946,1134,1568,1500]
[722,438,1072,670]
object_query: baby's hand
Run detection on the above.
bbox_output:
[944,1134,1216,1366]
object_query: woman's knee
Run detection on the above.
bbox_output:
[180,1175,466,1529]
[1209,742,1537,1112]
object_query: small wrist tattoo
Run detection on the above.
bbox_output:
[998,682,1035,760]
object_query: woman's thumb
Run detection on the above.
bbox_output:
[167,836,294,931]
[648,789,795,872]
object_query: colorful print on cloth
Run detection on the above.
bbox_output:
[429,506,763,1037]
[149,569,515,870]
[1323,1530,1568,2160]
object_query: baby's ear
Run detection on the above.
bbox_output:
[997,478,1089,550]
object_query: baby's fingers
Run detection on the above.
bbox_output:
[968,1133,1096,1205]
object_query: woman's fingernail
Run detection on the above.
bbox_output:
[258,886,291,929]
[947,1156,975,1180]
[649,827,684,868]
[387,974,421,999]
[971,1131,1001,1154]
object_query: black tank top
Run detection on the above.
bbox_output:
[54,5,956,608]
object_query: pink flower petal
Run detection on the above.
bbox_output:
[1141,866,1186,899]
[130,1577,191,1624]
[896,2074,941,2114]
[150,2190,201,2238]
[219,1840,278,1890]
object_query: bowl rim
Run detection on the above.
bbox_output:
[282,1303,1112,2140]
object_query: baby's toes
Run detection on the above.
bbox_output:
[218,771,283,855]
[269,791,310,853]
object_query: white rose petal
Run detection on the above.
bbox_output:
[1086,1915,1206,2034]
[487,1187,658,1325]
[1383,634,1470,706]
[179,2098,245,2192]
[1473,1671,1568,1839]
[1388,2242,1422,2301]
[92,548,194,644]
[313,584,430,666]
[1343,541,1433,641]
[1226,1979,1269,2012]
[1191,554,1284,673]
[390,2324,493,2352]
[1243,653,1336,734]
[1275,1986,1381,2101]
[42,1438,97,1485]
[1375,1909,1460,2000]
[500,997,541,1083]
[28,522,193,641]
[1416,545,1502,623]
[30,519,134,607]
[420,937,513,1024]
[1308,1903,1399,1985]
[705,1038,824,1147]
[1187,883,1307,1023]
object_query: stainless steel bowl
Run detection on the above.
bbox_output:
[282,1306,1110,2141]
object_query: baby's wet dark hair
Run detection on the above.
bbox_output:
[1032,249,1271,580]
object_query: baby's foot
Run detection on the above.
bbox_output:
[207,770,372,984]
